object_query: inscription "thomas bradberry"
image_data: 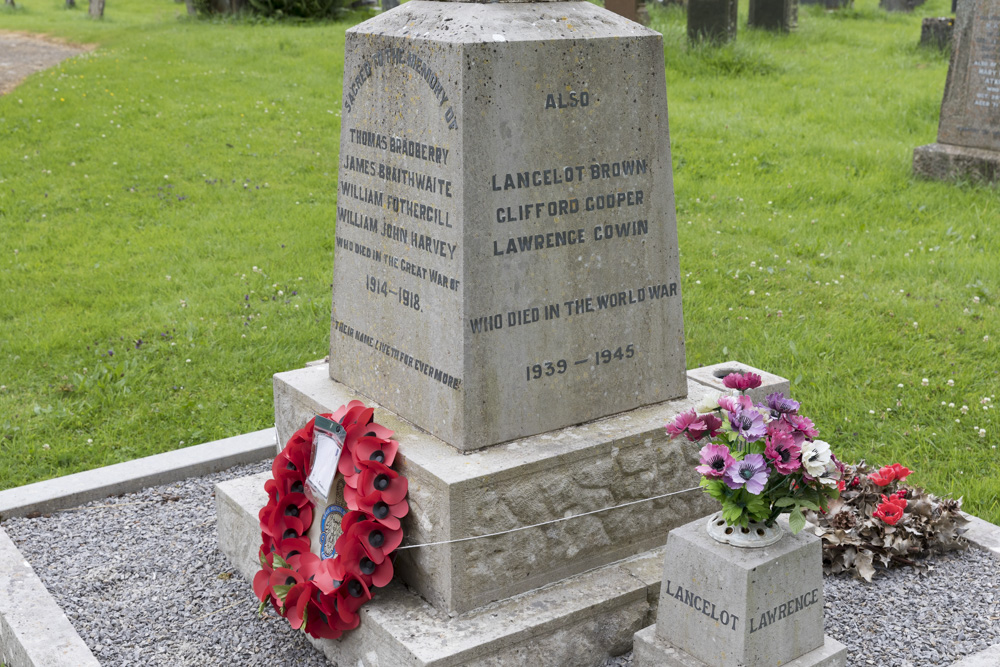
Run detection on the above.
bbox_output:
[348,130,450,165]
[664,579,739,631]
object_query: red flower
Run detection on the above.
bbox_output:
[351,435,399,469]
[337,533,395,588]
[335,515,403,564]
[868,463,913,486]
[722,372,763,391]
[874,494,907,525]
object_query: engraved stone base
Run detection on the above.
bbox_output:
[637,515,846,667]
[633,624,847,667]
[217,471,665,667]
[273,363,786,614]
[913,142,1000,183]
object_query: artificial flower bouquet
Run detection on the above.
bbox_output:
[666,371,842,534]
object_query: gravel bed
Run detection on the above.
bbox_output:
[4,462,999,667]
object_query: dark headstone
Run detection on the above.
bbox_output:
[799,0,850,8]
[381,0,399,9]
[748,0,797,31]
[605,0,648,23]
[688,0,738,42]
[920,17,954,50]
[913,0,1000,181]
[880,0,923,11]
[88,0,104,18]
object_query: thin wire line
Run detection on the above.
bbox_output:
[394,486,701,550]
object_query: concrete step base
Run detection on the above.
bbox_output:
[632,624,847,667]
[216,472,667,667]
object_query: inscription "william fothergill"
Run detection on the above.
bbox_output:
[663,579,739,631]
[340,181,452,228]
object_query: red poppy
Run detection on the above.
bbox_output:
[353,490,409,531]
[351,435,399,469]
[337,534,395,588]
[335,518,403,564]
[874,494,907,525]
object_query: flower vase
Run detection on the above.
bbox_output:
[706,511,784,548]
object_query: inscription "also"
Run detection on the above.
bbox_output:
[545,91,590,109]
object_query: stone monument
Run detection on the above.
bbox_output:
[216,0,796,662]
[748,0,798,32]
[688,0,739,43]
[920,17,955,51]
[633,517,847,666]
[913,0,1000,182]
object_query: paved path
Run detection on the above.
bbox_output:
[0,31,93,95]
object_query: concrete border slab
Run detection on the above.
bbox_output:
[0,428,275,521]
[0,528,100,667]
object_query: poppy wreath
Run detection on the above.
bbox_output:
[253,400,409,639]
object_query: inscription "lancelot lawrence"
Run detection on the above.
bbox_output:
[749,588,820,634]
[664,579,739,631]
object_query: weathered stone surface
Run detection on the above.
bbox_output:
[274,363,789,613]
[936,0,1000,151]
[920,17,955,50]
[0,529,100,667]
[913,141,1000,182]
[329,0,685,452]
[647,516,845,667]
[687,0,738,42]
[217,473,661,667]
[748,0,797,31]
[633,624,847,667]
[686,360,791,405]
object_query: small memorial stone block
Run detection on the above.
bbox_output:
[330,1,686,451]
[913,0,1000,181]
[748,0,798,31]
[920,18,954,50]
[688,0,738,43]
[647,516,841,667]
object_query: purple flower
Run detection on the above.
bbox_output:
[765,392,800,418]
[724,454,770,494]
[764,431,801,474]
[696,444,735,478]
[729,408,767,443]
[722,372,763,392]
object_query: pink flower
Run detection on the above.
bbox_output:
[722,372,763,392]
[696,443,735,478]
[666,410,723,442]
[764,431,801,474]
[718,394,755,413]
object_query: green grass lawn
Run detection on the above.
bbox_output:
[1,0,997,524]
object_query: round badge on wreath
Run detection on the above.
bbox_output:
[253,401,409,639]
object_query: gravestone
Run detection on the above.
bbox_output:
[329,0,686,452]
[799,0,850,8]
[921,17,955,50]
[688,0,738,42]
[633,517,847,666]
[605,0,648,23]
[880,0,924,11]
[748,0,798,31]
[914,0,1000,181]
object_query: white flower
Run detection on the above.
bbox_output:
[695,393,725,414]
[800,440,832,477]
[817,460,841,488]
[947,379,955,387]
[922,378,930,387]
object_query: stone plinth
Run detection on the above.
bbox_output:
[914,0,1000,182]
[330,0,685,452]
[920,18,954,50]
[748,0,798,31]
[688,0,738,42]
[633,516,847,667]
[272,364,793,614]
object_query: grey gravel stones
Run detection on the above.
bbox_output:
[4,464,999,667]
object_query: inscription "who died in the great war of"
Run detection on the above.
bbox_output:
[663,579,822,634]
